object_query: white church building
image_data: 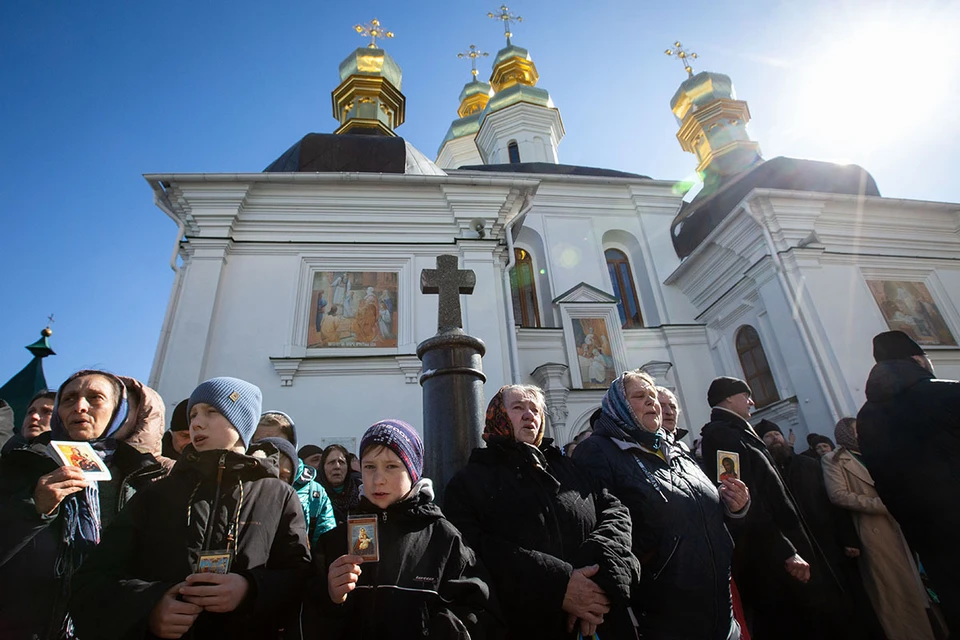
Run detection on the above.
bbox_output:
[145,30,960,452]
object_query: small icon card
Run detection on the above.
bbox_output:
[347,515,379,562]
[717,450,741,483]
[196,550,233,575]
[47,441,112,481]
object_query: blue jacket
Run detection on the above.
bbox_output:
[294,459,336,546]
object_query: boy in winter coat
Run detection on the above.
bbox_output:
[250,436,336,547]
[323,419,502,639]
[69,377,311,640]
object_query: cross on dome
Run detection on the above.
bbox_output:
[354,18,395,49]
[487,5,523,46]
[458,44,490,80]
[665,41,698,78]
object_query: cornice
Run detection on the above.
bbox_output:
[269,354,422,387]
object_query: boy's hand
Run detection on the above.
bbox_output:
[180,573,250,613]
[328,554,364,603]
[149,582,201,639]
[33,466,88,515]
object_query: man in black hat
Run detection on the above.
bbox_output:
[858,330,960,631]
[700,377,827,639]
[160,398,191,460]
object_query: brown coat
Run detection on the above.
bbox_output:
[822,447,933,640]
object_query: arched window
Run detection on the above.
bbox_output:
[510,248,540,327]
[736,325,780,408]
[605,248,643,328]
[507,141,521,164]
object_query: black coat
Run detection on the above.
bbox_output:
[316,480,502,640]
[573,430,740,640]
[773,453,883,640]
[857,358,960,631]
[444,437,640,640]
[0,433,166,640]
[69,446,311,640]
[700,409,854,640]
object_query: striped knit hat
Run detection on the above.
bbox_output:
[359,419,424,483]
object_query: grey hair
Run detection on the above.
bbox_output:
[656,386,681,414]
[500,384,546,414]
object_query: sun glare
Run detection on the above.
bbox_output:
[792,10,957,156]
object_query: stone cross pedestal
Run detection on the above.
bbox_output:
[417,254,486,505]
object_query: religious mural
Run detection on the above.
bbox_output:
[866,279,957,346]
[572,318,616,388]
[307,271,398,348]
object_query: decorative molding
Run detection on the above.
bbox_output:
[640,360,673,387]
[750,396,801,430]
[269,355,420,386]
[553,282,618,304]
[530,362,572,440]
[270,358,302,387]
[396,355,423,384]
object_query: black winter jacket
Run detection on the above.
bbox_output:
[0,433,166,640]
[573,429,741,640]
[700,409,848,639]
[69,446,311,640]
[444,437,640,640]
[317,480,502,640]
[858,358,960,630]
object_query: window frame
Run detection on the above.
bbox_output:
[510,247,541,328]
[735,325,780,408]
[604,248,644,328]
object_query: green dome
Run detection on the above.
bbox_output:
[439,114,482,150]
[459,80,493,104]
[479,84,553,124]
[670,71,735,122]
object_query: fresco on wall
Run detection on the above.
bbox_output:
[307,271,398,348]
[866,279,957,346]
[572,317,617,388]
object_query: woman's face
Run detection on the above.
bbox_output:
[624,378,662,433]
[58,374,119,440]
[324,450,348,487]
[816,442,834,457]
[503,389,542,445]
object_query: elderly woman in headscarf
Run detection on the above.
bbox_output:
[573,370,750,640]
[316,443,362,527]
[444,384,641,639]
[0,370,168,639]
[821,417,936,640]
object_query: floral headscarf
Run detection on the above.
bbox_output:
[594,373,665,451]
[482,386,545,447]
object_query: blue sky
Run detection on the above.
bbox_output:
[1,0,958,390]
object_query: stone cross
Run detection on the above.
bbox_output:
[420,254,476,332]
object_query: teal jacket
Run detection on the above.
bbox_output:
[294,460,336,546]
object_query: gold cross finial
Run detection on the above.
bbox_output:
[488,5,522,46]
[665,41,698,78]
[458,44,490,80]
[354,18,394,49]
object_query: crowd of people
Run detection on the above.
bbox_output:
[0,328,955,639]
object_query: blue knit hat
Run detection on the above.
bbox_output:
[188,377,262,448]
[359,419,424,483]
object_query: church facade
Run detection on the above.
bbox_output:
[146,31,960,452]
